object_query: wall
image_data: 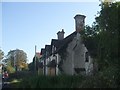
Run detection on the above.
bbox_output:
[61,34,77,75]
[85,56,93,75]
[45,57,51,75]
[47,54,58,76]
[73,34,86,75]
[60,33,93,75]
[47,67,55,76]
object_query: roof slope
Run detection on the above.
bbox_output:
[54,31,77,54]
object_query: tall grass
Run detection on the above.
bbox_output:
[9,68,119,88]
[18,75,85,88]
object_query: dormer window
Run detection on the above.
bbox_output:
[85,52,89,62]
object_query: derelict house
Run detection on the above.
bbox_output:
[39,14,93,76]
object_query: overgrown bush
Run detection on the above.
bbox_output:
[80,65,119,88]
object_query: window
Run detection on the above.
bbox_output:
[85,52,89,62]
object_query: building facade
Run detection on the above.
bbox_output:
[38,14,93,76]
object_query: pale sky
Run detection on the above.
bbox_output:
[1,1,101,63]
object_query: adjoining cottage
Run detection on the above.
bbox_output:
[39,14,93,76]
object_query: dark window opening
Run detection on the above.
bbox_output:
[85,52,89,62]
[74,68,86,74]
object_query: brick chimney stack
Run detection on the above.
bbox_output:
[57,29,65,40]
[74,14,86,33]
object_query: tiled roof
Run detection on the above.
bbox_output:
[41,31,77,56]
[45,45,51,58]
[41,30,92,57]
[54,31,77,54]
[41,48,45,55]
[51,39,63,53]
[45,45,51,52]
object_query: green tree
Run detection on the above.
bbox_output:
[97,1,119,87]
[82,1,119,70]
[0,49,4,60]
[6,49,28,71]
[95,1,119,69]
[81,24,100,58]
[81,1,120,87]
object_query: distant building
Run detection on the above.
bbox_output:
[39,14,93,76]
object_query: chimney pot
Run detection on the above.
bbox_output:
[57,29,65,40]
[74,14,86,33]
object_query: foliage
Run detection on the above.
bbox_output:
[6,65,15,74]
[81,1,119,88]
[95,2,119,70]
[82,1,119,67]
[0,49,4,60]
[6,49,28,71]
[28,62,34,71]
[7,71,34,88]
[80,65,118,88]
[17,75,85,88]
[81,25,100,58]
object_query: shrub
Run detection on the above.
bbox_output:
[80,65,118,88]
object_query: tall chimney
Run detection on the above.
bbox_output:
[57,29,65,40]
[74,14,86,33]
